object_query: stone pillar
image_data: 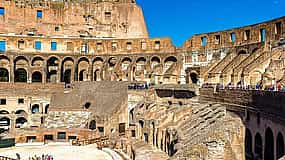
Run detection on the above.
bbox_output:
[10,56,14,83]
[88,64,92,81]
[56,60,62,83]
[74,59,78,82]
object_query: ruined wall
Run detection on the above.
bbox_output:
[0,0,148,39]
[183,16,285,64]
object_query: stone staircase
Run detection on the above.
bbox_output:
[221,53,249,84]
[209,49,236,75]
[222,53,249,75]
[177,103,226,146]
[243,48,282,75]
[233,47,264,76]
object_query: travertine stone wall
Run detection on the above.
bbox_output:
[0,0,148,39]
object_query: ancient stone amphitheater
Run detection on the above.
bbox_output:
[0,0,284,160]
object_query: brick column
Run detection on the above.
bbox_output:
[10,56,14,83]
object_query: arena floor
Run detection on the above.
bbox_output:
[0,143,115,160]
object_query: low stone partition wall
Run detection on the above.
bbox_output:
[0,138,15,148]
[200,88,285,120]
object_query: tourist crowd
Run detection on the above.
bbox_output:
[202,83,285,92]
[28,154,54,160]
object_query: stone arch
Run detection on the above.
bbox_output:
[0,117,10,130]
[136,57,146,64]
[121,57,132,70]
[190,71,199,84]
[0,110,9,114]
[264,127,274,160]
[31,56,44,66]
[15,110,27,115]
[32,71,42,83]
[249,70,262,86]
[77,57,90,81]
[93,57,104,81]
[122,57,132,63]
[0,68,9,82]
[14,68,27,82]
[44,104,49,114]
[151,56,161,68]
[254,132,263,159]
[0,55,10,62]
[164,56,177,63]
[163,56,178,76]
[108,57,117,67]
[15,117,27,128]
[47,56,60,83]
[238,50,247,55]
[277,132,284,159]
[61,57,74,83]
[63,69,72,84]
[89,120,96,130]
[245,128,253,159]
[31,104,40,114]
[14,56,29,66]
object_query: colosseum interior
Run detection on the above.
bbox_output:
[0,0,284,160]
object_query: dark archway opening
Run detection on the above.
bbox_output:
[89,120,96,130]
[0,68,9,82]
[31,104,40,114]
[84,102,91,109]
[0,117,10,130]
[245,128,253,160]
[15,110,26,115]
[265,127,274,160]
[32,71,42,83]
[15,117,27,128]
[94,69,100,81]
[64,69,71,84]
[44,104,49,114]
[277,132,285,159]
[79,70,85,81]
[15,68,27,82]
[254,133,263,159]
[190,72,198,84]
[47,70,57,83]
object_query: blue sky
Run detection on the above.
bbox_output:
[136,0,285,47]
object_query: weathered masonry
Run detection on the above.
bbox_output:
[0,0,284,160]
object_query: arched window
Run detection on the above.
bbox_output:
[190,72,198,84]
[31,104,40,114]
[0,68,9,82]
[14,68,27,82]
[255,133,262,159]
[265,127,274,160]
[277,132,284,159]
[0,117,10,129]
[63,69,71,84]
[245,128,253,159]
[89,120,96,130]
[32,71,42,83]
[15,117,27,128]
